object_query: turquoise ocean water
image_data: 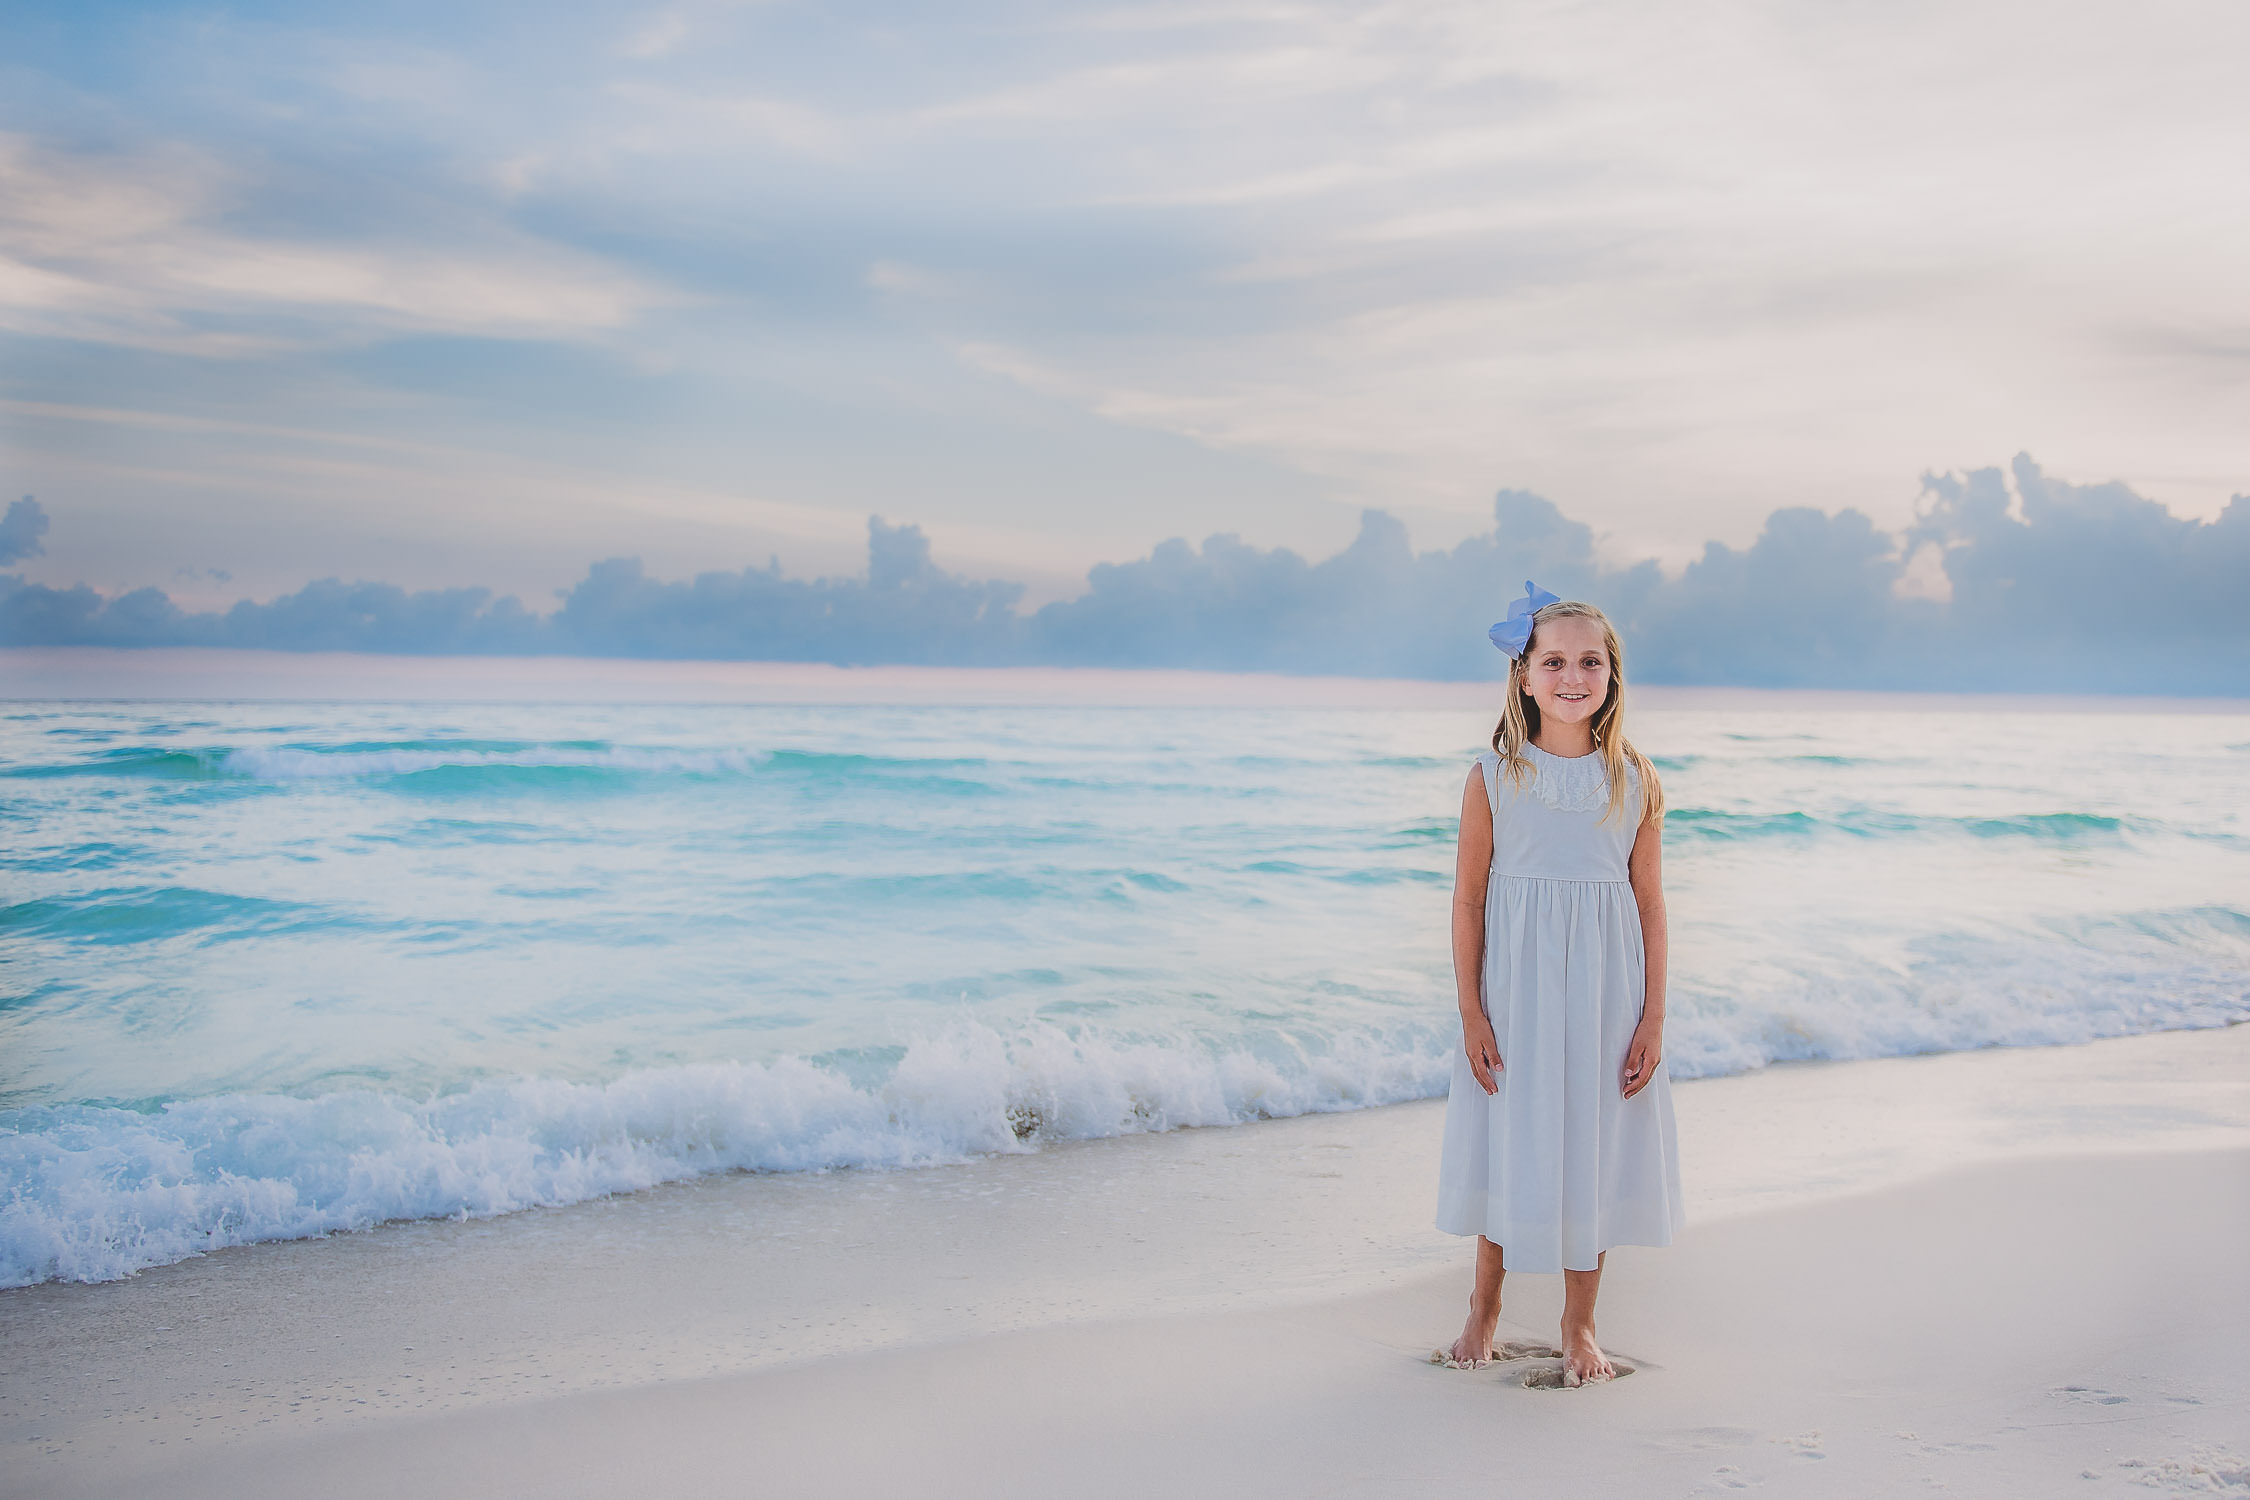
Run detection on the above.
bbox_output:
[4,693,2247,1286]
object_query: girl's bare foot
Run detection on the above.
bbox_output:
[1442,1294,1502,1368]
[1560,1322,1615,1386]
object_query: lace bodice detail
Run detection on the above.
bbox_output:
[1510,744,1623,813]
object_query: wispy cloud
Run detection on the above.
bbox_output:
[598,81,847,157]
[0,134,674,354]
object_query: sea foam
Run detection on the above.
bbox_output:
[0,1023,1450,1288]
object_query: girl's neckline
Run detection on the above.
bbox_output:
[1525,741,1600,762]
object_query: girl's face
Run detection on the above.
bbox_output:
[1521,615,1612,727]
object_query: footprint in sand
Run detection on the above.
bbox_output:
[1426,1339,1636,1386]
[1517,1356,1638,1389]
[1426,1339,1561,1368]
[2115,1448,2250,1493]
[2054,1385,2130,1406]
[1496,1339,1564,1361]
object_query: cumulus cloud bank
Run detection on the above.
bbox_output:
[6,459,2245,694]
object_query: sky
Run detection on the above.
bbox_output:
[3,0,2247,627]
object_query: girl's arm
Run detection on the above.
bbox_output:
[1622,796,1667,1099]
[1454,765,1501,1094]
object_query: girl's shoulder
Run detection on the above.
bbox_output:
[1464,749,1503,807]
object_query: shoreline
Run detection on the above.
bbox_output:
[11,1018,2250,1293]
[4,1023,2247,1496]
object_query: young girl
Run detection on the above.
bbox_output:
[1433,582,1683,1386]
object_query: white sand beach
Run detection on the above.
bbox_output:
[6,1023,2247,1499]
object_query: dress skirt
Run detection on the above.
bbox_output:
[1433,870,1685,1273]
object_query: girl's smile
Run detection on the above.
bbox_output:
[1522,616,1612,734]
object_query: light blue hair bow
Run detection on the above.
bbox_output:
[1487,579,1563,658]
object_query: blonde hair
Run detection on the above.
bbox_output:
[1490,599,1666,829]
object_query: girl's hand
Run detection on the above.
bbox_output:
[1621,1019,1663,1099]
[1463,1015,1503,1095]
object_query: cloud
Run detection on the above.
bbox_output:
[599,80,846,157]
[1897,455,2250,691]
[548,518,1024,663]
[0,574,535,654]
[5,458,2245,693]
[620,13,691,61]
[0,134,672,355]
[8,0,2249,582]
[0,517,1021,662]
[0,496,47,565]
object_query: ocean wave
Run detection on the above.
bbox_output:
[1663,806,2143,844]
[1665,907,2250,1078]
[225,744,768,780]
[5,918,2247,1287]
[0,840,143,874]
[2,749,228,780]
[0,742,1009,785]
[0,1023,1451,1288]
[1240,859,1444,886]
[0,886,329,946]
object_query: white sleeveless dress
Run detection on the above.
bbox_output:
[1433,744,1685,1272]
